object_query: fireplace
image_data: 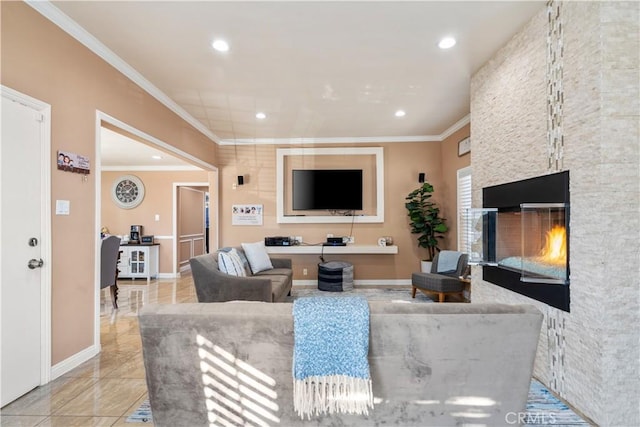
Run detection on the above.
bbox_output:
[467,171,570,311]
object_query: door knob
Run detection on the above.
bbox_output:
[28,258,44,269]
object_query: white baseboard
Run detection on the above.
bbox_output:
[293,279,411,287]
[179,264,191,273]
[293,280,318,287]
[50,344,99,380]
[158,272,177,279]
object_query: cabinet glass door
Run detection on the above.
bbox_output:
[131,250,144,275]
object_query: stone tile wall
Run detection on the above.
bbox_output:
[470,2,639,425]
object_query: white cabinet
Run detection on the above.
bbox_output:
[118,244,159,281]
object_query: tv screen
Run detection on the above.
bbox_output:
[292,169,363,211]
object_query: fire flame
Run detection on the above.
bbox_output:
[539,225,566,265]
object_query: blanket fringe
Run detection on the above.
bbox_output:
[293,374,374,420]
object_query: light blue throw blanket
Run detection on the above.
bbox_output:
[292,296,373,419]
[437,250,462,274]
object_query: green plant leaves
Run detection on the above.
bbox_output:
[405,181,449,260]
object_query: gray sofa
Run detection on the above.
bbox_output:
[139,302,543,426]
[189,249,292,302]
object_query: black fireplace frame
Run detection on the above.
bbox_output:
[482,171,570,312]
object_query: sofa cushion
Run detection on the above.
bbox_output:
[217,249,247,277]
[258,274,290,302]
[241,241,274,273]
[254,267,293,278]
[220,246,251,275]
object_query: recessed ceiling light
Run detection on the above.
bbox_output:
[395,110,406,117]
[256,112,267,119]
[438,37,456,49]
[151,155,163,160]
[212,39,229,52]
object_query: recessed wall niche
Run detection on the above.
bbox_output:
[276,147,384,223]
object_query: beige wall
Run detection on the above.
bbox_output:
[101,171,209,274]
[2,2,217,365]
[470,2,639,425]
[216,140,469,281]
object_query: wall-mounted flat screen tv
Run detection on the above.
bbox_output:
[292,169,363,211]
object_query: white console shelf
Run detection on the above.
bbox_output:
[265,244,398,255]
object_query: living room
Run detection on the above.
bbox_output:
[1,1,638,426]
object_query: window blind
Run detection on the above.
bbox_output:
[457,167,472,253]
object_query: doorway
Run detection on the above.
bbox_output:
[94,112,217,347]
[174,183,210,275]
[1,86,52,406]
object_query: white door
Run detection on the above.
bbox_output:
[1,90,50,406]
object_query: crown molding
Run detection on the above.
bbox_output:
[219,116,470,145]
[26,0,220,145]
[218,134,442,146]
[439,115,471,141]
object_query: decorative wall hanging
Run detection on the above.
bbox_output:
[232,204,263,226]
[112,175,145,209]
[458,137,471,157]
[57,150,90,174]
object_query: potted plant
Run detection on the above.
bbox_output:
[405,181,449,272]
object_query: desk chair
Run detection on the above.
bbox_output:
[101,235,121,309]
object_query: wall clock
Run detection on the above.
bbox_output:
[458,137,471,157]
[112,175,145,209]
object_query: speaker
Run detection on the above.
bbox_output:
[418,172,425,183]
[237,175,244,185]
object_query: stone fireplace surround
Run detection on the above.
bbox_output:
[470,2,639,425]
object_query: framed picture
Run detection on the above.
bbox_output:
[458,137,471,157]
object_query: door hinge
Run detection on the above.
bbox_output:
[35,113,45,122]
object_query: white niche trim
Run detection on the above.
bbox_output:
[276,147,384,224]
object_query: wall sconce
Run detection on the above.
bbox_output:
[418,173,425,183]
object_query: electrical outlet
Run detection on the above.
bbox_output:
[347,236,355,244]
[294,236,303,244]
[303,268,308,276]
[326,233,333,238]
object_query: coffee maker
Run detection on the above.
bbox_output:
[130,225,143,244]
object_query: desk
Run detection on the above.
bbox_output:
[265,244,398,255]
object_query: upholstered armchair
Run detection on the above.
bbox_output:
[411,251,469,302]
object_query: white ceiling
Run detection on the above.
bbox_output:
[100,127,201,170]
[47,0,545,149]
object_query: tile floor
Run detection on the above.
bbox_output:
[0,275,197,427]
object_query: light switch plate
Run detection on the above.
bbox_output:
[55,200,70,215]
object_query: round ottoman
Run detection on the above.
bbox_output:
[317,261,354,292]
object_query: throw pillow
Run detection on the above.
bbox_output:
[218,248,247,277]
[241,241,274,274]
